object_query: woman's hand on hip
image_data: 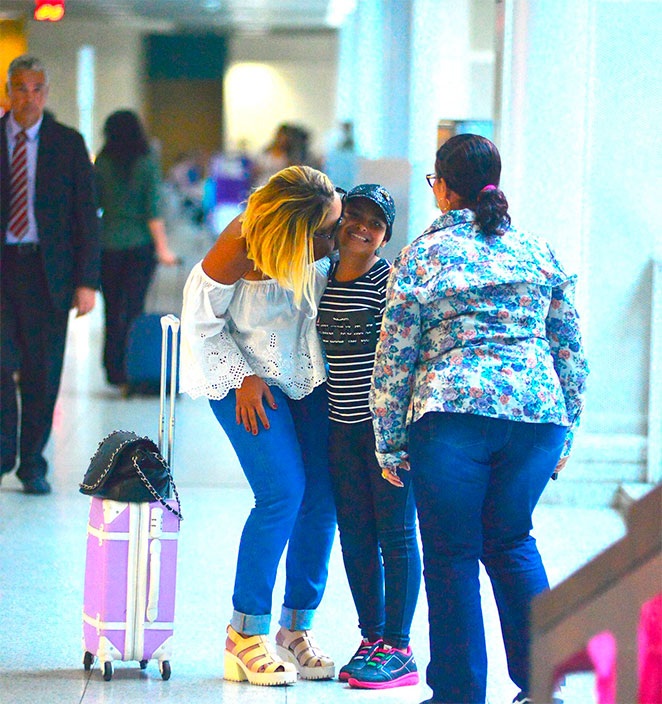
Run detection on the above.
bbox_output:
[235,375,278,435]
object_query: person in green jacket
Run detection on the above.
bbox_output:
[95,110,177,388]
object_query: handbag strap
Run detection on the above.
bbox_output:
[131,450,183,521]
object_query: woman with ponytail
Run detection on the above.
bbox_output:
[180,165,344,686]
[370,134,589,704]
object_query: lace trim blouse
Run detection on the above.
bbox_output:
[180,259,329,400]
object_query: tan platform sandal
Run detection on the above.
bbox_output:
[275,627,335,680]
[224,625,297,686]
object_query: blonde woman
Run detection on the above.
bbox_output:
[180,166,345,686]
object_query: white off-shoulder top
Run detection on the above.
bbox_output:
[179,259,330,400]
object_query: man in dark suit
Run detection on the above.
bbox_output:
[1,55,100,494]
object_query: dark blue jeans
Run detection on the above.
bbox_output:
[409,412,566,704]
[328,420,421,649]
[209,383,337,635]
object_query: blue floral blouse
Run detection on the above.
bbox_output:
[369,209,589,473]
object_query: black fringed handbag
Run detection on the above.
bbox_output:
[80,430,180,516]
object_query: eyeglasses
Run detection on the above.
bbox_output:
[313,187,347,240]
[425,173,437,188]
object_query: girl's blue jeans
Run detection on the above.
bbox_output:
[409,411,567,703]
[209,383,336,636]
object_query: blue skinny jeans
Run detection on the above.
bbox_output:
[408,411,566,704]
[328,419,421,650]
[209,383,337,635]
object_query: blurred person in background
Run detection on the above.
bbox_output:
[371,134,589,704]
[252,124,293,187]
[168,148,208,223]
[95,110,177,389]
[252,124,318,187]
[338,121,355,151]
[1,54,100,495]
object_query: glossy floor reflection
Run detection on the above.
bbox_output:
[0,216,626,704]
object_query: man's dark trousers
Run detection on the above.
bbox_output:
[1,245,69,480]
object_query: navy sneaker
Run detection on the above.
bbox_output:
[348,643,419,689]
[338,639,382,681]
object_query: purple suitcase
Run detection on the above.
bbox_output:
[82,315,182,681]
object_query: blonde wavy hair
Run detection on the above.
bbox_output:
[241,165,335,310]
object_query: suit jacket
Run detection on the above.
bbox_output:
[1,111,100,311]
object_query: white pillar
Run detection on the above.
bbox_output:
[336,0,411,160]
[354,0,388,159]
[335,6,359,127]
[408,0,472,240]
[497,0,592,274]
[496,0,662,475]
[382,0,412,159]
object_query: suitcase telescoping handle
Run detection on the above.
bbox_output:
[159,315,180,470]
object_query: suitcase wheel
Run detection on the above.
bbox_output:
[103,661,113,681]
[83,651,94,671]
[139,659,148,670]
[159,660,171,680]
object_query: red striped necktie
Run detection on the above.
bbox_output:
[8,130,29,241]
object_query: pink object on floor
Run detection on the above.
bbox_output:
[587,631,617,704]
[638,593,662,704]
[558,593,662,704]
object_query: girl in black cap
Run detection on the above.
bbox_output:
[317,184,422,690]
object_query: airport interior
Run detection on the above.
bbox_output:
[1,1,661,703]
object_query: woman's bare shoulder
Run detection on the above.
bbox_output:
[201,215,251,284]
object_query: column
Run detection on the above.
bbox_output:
[497,0,662,476]
[407,0,472,240]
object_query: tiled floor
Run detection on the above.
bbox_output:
[0,214,627,704]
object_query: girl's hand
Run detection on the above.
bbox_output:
[235,375,278,435]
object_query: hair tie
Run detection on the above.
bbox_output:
[480,184,497,192]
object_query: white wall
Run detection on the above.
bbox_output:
[498,0,662,481]
[224,31,338,158]
[27,19,145,155]
[581,1,662,437]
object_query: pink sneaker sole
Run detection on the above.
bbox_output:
[348,671,420,689]
[338,672,351,681]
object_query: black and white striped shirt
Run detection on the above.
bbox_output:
[317,258,391,423]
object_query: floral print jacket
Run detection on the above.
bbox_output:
[370,209,589,473]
